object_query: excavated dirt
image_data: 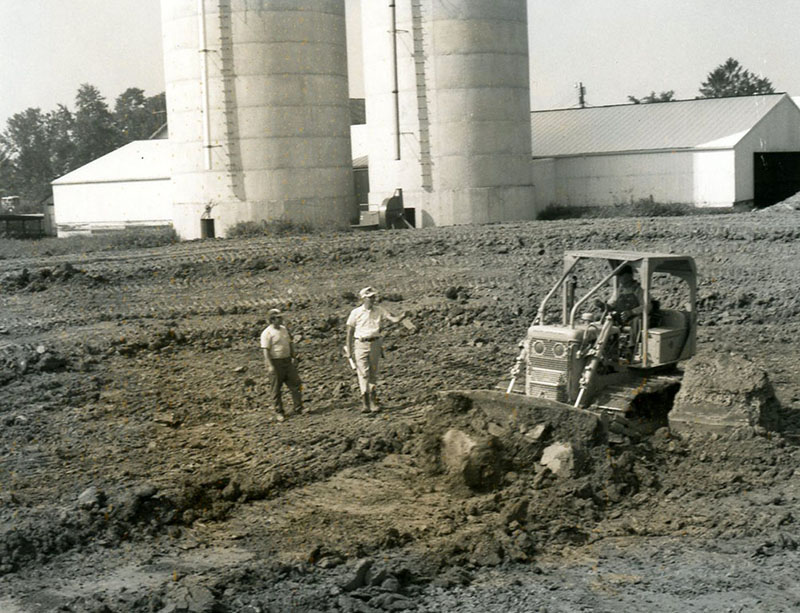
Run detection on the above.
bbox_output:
[1,211,800,612]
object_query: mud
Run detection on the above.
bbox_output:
[1,210,800,612]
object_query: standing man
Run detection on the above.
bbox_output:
[346,287,407,413]
[260,308,303,422]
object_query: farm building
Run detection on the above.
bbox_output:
[51,138,173,237]
[51,108,368,238]
[531,93,800,209]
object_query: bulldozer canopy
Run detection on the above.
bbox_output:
[564,250,696,278]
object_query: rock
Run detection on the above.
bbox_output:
[470,539,503,566]
[441,429,476,473]
[78,486,105,510]
[342,558,373,591]
[154,412,182,427]
[381,576,401,592]
[444,286,460,300]
[38,353,66,372]
[134,483,158,500]
[162,581,217,613]
[337,594,376,613]
[524,423,548,442]
[670,353,782,431]
[441,429,503,491]
[221,480,241,501]
[318,555,344,569]
[501,498,529,524]
[487,421,507,437]
[540,442,582,478]
[432,567,472,588]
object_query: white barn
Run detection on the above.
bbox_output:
[51,139,172,237]
[531,93,800,209]
[51,107,368,238]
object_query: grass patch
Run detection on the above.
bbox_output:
[0,226,179,260]
[227,218,315,238]
[536,198,740,221]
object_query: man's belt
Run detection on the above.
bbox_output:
[356,336,382,342]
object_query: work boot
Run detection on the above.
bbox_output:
[361,393,371,414]
[275,410,286,423]
[370,391,381,412]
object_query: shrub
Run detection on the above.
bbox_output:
[536,198,737,221]
[0,226,179,260]
[226,218,315,238]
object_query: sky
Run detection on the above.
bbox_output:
[2,0,800,129]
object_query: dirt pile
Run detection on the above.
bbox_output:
[412,391,669,563]
[670,351,782,430]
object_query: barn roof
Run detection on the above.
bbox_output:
[531,93,790,158]
[52,140,171,185]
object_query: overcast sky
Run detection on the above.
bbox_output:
[2,0,800,129]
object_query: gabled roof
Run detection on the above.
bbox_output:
[52,140,171,185]
[531,93,790,158]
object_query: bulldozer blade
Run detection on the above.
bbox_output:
[438,390,604,445]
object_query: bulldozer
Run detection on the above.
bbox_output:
[426,250,699,490]
[504,250,698,423]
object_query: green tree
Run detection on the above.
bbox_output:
[45,104,76,178]
[0,146,15,199]
[0,108,53,207]
[698,58,775,98]
[1,84,167,212]
[73,83,121,167]
[114,88,166,141]
[628,90,675,104]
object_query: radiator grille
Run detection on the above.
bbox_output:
[526,337,571,402]
[526,368,567,402]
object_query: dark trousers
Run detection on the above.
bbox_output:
[270,357,302,412]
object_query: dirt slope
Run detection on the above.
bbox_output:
[1,211,799,612]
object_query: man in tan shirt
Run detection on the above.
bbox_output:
[260,308,303,421]
[346,287,406,413]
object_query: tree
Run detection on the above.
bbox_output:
[0,108,54,207]
[698,58,775,98]
[114,88,166,142]
[628,90,675,104]
[73,83,122,167]
[0,83,167,212]
[45,104,76,178]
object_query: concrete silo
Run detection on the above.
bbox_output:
[161,0,356,239]
[362,0,536,227]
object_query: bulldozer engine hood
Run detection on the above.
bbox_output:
[527,324,592,343]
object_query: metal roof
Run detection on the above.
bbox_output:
[51,140,170,185]
[565,250,696,277]
[531,93,789,158]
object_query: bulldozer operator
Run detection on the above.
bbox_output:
[595,266,645,360]
[599,266,643,320]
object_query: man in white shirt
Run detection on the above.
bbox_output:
[260,308,303,422]
[346,287,406,413]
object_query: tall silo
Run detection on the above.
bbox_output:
[362,0,536,227]
[161,0,356,239]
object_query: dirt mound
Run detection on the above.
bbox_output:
[413,390,671,560]
[670,352,782,431]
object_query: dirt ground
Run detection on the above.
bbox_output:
[1,210,800,612]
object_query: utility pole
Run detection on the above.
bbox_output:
[575,82,586,108]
